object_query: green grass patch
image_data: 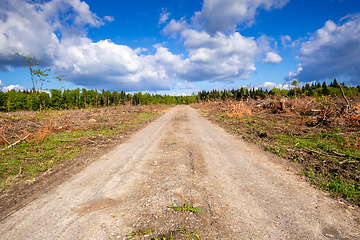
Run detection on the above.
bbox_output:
[127,229,154,239]
[264,145,287,158]
[167,203,201,214]
[305,168,360,202]
[0,110,161,189]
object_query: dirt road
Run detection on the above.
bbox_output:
[1,105,359,239]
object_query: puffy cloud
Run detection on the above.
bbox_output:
[0,0,106,69]
[0,0,183,91]
[0,0,285,92]
[54,39,185,91]
[162,18,188,38]
[40,0,104,29]
[258,81,290,90]
[256,35,282,63]
[164,24,264,83]
[0,80,25,92]
[281,35,292,47]
[293,14,360,84]
[288,64,303,79]
[0,0,59,68]
[259,82,282,89]
[104,16,115,23]
[2,84,25,92]
[263,52,283,64]
[192,0,289,34]
[164,15,281,83]
[180,30,257,81]
[159,8,171,24]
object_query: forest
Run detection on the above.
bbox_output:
[0,78,359,112]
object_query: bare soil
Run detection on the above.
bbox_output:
[0,105,359,239]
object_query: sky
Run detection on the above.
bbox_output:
[0,0,360,95]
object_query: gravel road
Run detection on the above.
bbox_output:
[1,105,359,239]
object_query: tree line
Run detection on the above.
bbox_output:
[197,79,360,101]
[1,79,359,112]
[0,88,196,112]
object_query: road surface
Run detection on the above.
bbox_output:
[1,105,359,239]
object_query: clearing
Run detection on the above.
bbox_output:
[0,105,359,239]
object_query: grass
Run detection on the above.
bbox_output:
[1,137,84,181]
[126,229,154,239]
[176,228,200,239]
[0,110,161,190]
[264,145,287,158]
[128,228,200,240]
[193,100,360,204]
[305,168,360,203]
[167,203,201,214]
[261,130,360,203]
[153,236,174,240]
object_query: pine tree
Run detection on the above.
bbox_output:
[330,78,338,87]
[322,81,330,96]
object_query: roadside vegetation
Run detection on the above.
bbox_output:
[0,105,167,191]
[192,87,360,204]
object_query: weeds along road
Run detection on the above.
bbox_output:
[1,105,359,239]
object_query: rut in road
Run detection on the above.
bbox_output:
[0,105,359,239]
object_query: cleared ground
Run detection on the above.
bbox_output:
[0,105,359,239]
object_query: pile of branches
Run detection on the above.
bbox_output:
[255,92,359,129]
[196,100,253,119]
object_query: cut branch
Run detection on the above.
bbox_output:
[0,133,10,145]
[338,84,350,113]
[331,150,346,157]
[2,133,31,151]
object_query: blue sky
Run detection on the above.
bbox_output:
[0,0,360,95]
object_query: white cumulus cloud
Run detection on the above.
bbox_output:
[293,14,360,84]
[163,18,188,38]
[0,0,107,69]
[54,39,186,91]
[192,0,289,34]
[180,30,258,81]
[0,0,184,91]
[281,35,292,47]
[258,81,292,90]
[288,64,303,79]
[0,80,25,92]
[262,52,283,64]
[259,82,282,89]
[0,0,290,92]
